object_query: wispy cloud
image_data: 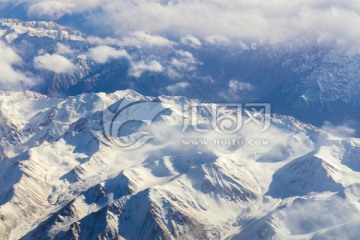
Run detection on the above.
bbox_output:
[119,31,174,48]
[229,79,253,92]
[180,35,202,48]
[3,0,360,47]
[0,41,34,90]
[165,81,190,93]
[129,60,164,78]
[93,0,360,46]
[204,35,230,45]
[320,121,356,138]
[27,1,75,18]
[167,50,201,78]
[34,53,75,73]
[86,46,130,64]
[55,43,75,55]
[26,0,110,18]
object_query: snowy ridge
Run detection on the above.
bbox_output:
[0,18,84,42]
[0,90,359,239]
[0,17,360,127]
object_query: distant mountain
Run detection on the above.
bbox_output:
[0,2,31,21]
[1,17,359,129]
[0,90,359,239]
[1,2,360,240]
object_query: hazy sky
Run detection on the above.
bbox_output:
[2,0,360,89]
[4,0,359,46]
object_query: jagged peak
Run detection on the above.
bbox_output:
[0,90,48,100]
[0,17,80,33]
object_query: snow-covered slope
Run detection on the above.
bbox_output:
[0,90,359,239]
[0,18,84,42]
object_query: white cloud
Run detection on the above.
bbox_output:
[174,51,199,68]
[87,36,122,46]
[56,43,75,55]
[204,35,230,45]
[119,31,174,48]
[320,121,356,138]
[0,41,34,90]
[167,50,201,78]
[180,35,202,48]
[34,53,75,73]
[166,81,190,93]
[129,60,164,78]
[28,1,75,18]
[229,79,253,92]
[26,0,111,18]
[0,42,22,64]
[87,46,130,64]
[5,0,360,47]
[92,0,360,47]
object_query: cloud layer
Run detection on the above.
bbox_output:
[0,41,34,90]
[34,53,75,73]
[94,0,360,46]
[129,60,164,78]
[87,46,130,64]
[119,31,174,48]
[3,0,360,46]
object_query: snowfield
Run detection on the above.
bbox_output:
[0,90,359,239]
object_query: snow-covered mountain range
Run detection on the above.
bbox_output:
[1,16,360,128]
[1,1,360,239]
[0,90,360,239]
